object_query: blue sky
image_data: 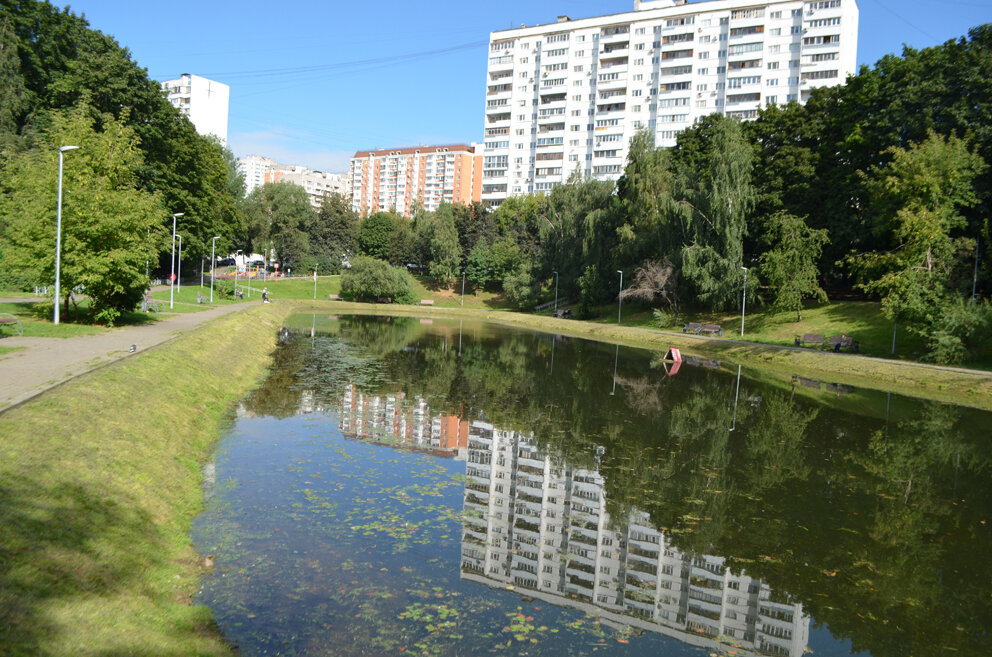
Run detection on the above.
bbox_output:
[66,0,990,172]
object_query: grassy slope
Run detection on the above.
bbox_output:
[0,303,292,657]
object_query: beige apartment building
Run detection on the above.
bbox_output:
[349,144,483,217]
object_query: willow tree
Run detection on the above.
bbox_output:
[760,211,829,321]
[673,115,756,310]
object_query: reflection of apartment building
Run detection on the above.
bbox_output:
[339,385,468,458]
[481,0,859,204]
[462,424,810,657]
[348,145,483,218]
[237,155,348,208]
[162,73,230,145]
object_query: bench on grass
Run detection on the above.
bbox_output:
[141,293,162,312]
[0,313,23,336]
[701,323,722,337]
[419,299,434,306]
[825,335,858,353]
[683,322,703,334]
[376,297,392,304]
[795,333,825,347]
[328,293,342,300]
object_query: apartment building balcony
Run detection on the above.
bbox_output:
[600,43,629,55]
[487,83,512,96]
[488,54,514,71]
[486,112,511,124]
[538,122,565,133]
[599,26,630,42]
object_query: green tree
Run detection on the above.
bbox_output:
[339,255,416,304]
[358,212,397,260]
[244,182,314,268]
[760,211,829,321]
[413,203,461,285]
[673,115,757,310]
[309,192,358,271]
[851,132,986,361]
[0,109,165,325]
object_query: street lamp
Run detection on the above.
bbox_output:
[461,270,466,307]
[553,270,559,315]
[617,270,623,325]
[54,145,79,325]
[235,250,242,300]
[210,236,220,303]
[740,266,748,337]
[169,212,184,309]
[177,234,183,292]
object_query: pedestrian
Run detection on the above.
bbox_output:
[262,287,269,303]
[236,288,243,300]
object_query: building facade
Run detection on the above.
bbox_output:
[237,156,348,208]
[481,0,859,204]
[162,73,230,145]
[348,145,483,217]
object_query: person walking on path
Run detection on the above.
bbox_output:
[262,287,269,303]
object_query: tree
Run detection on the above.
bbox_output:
[244,182,314,268]
[619,259,681,322]
[673,115,757,310]
[413,203,461,285]
[760,212,829,321]
[339,255,416,304]
[852,133,985,337]
[0,108,165,325]
[358,212,397,261]
[310,192,358,271]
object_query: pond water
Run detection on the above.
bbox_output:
[194,314,992,657]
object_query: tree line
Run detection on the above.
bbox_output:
[1,1,989,363]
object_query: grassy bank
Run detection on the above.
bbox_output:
[0,303,293,656]
[288,300,992,411]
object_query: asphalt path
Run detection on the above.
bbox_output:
[0,298,250,413]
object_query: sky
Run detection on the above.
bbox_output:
[62,0,991,173]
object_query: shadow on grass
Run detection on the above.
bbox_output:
[0,475,166,655]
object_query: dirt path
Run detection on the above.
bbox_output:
[0,302,251,412]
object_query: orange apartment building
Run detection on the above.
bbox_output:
[348,144,482,218]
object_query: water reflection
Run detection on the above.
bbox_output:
[459,424,810,657]
[196,316,992,657]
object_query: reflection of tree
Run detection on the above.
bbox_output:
[257,315,992,657]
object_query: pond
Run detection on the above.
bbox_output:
[193,314,992,657]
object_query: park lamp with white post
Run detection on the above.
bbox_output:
[54,145,79,325]
[553,270,559,315]
[617,270,623,325]
[740,266,749,337]
[169,212,183,309]
[177,234,183,292]
[210,236,220,303]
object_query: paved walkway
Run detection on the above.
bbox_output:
[0,300,250,413]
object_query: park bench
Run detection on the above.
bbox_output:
[683,322,703,334]
[795,333,825,347]
[419,299,434,306]
[327,293,342,301]
[141,293,162,312]
[0,313,23,337]
[824,335,858,353]
[554,309,573,319]
[376,297,392,304]
[197,291,205,304]
[701,323,722,337]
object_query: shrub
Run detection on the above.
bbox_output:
[340,256,416,304]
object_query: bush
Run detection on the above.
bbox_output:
[340,256,416,304]
[652,308,674,328]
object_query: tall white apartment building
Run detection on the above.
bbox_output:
[237,156,348,208]
[162,73,230,145]
[481,0,859,204]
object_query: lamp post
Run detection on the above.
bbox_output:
[235,249,242,300]
[553,270,559,315]
[169,212,184,309]
[54,145,79,325]
[210,236,220,303]
[177,234,183,292]
[461,271,466,307]
[617,270,623,324]
[740,266,748,337]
